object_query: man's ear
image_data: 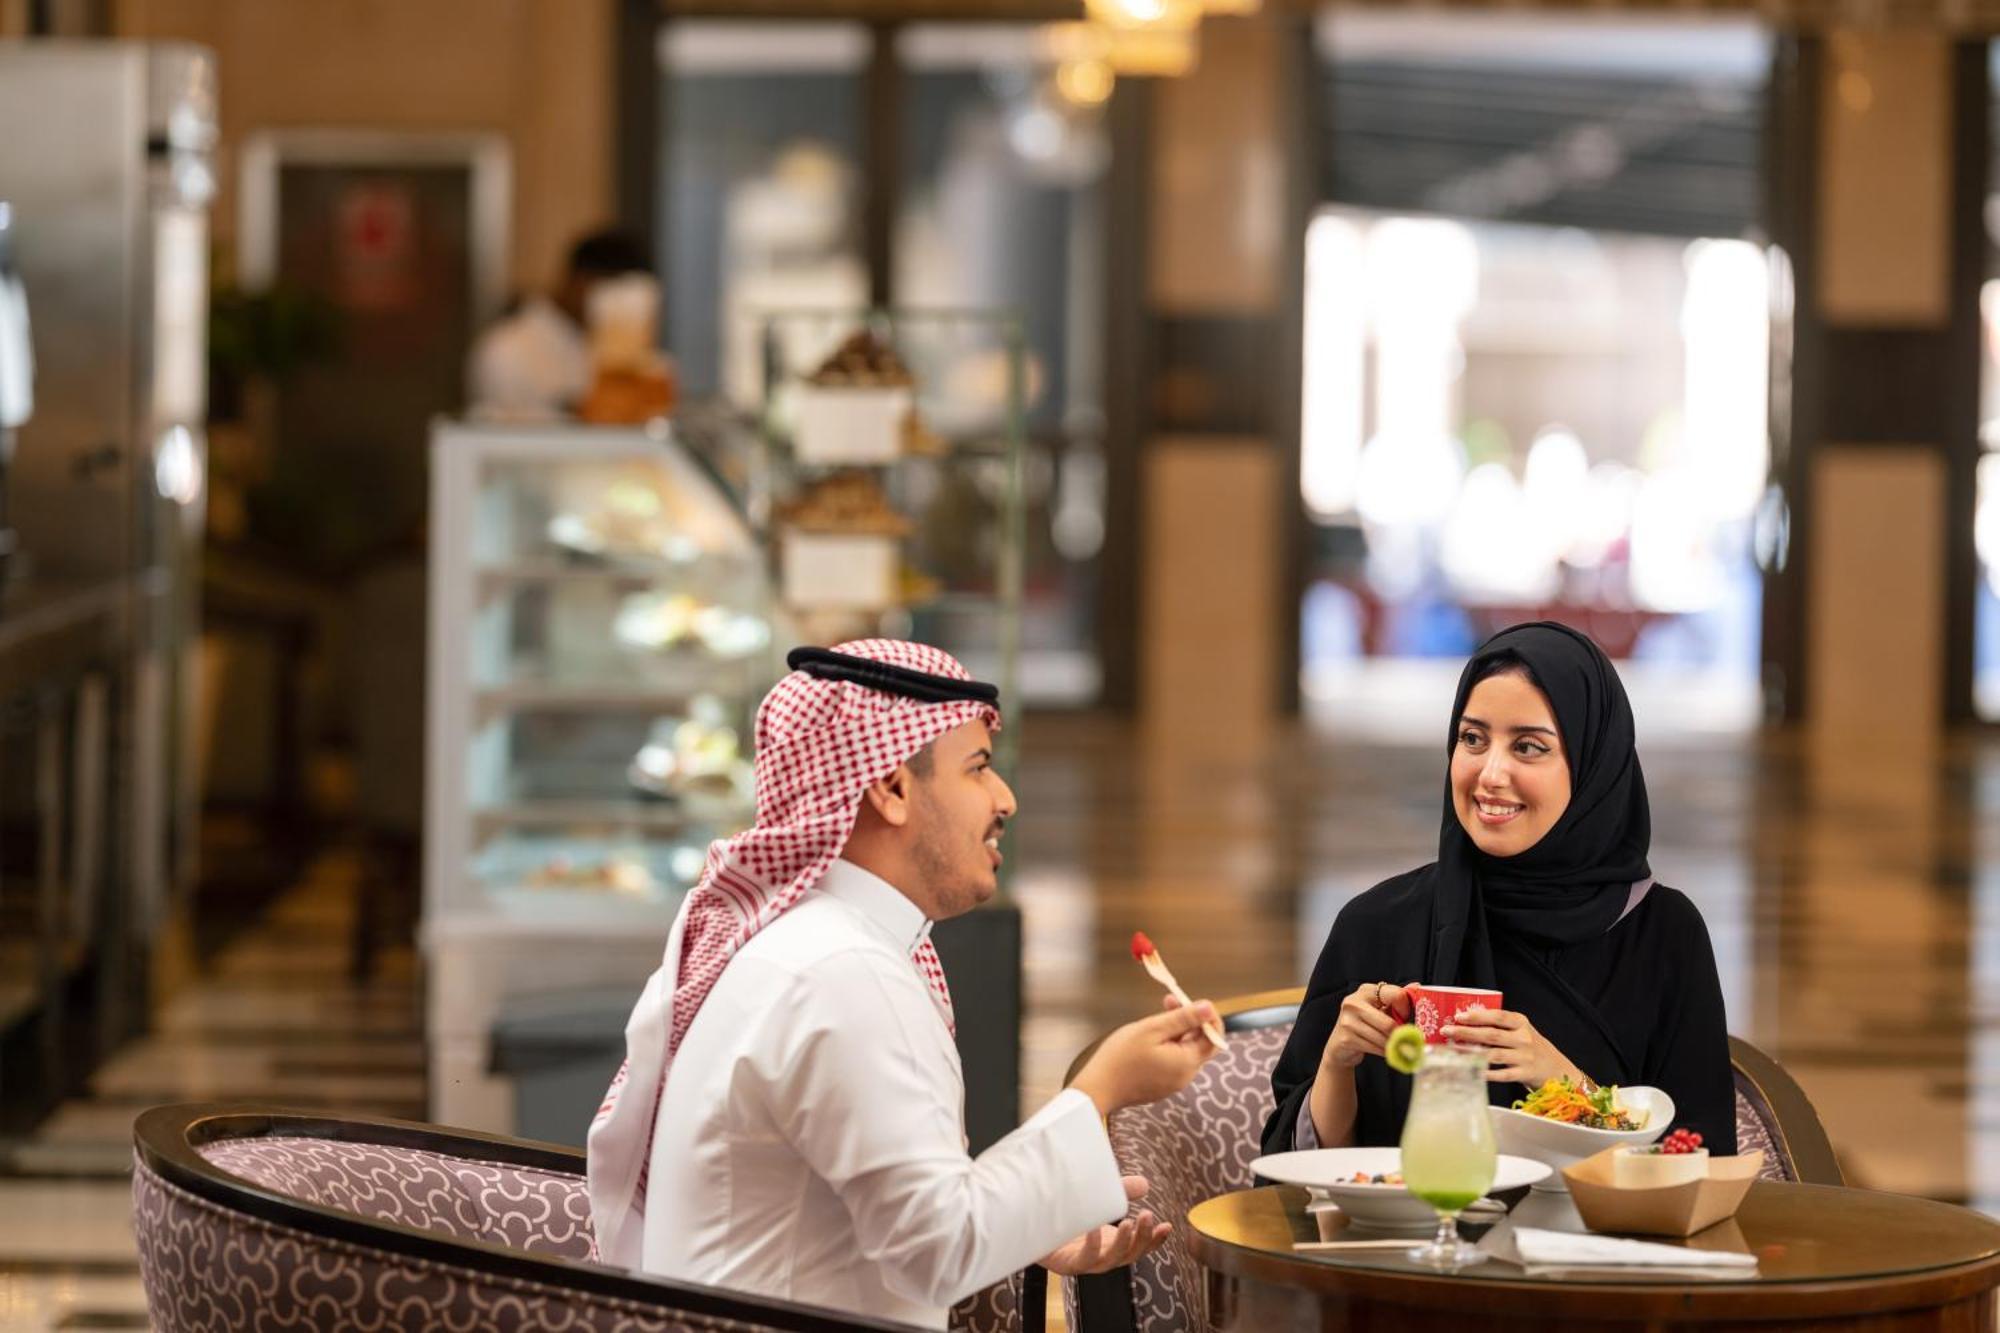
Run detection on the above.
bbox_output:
[860,764,916,828]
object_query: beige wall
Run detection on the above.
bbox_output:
[1140,14,1288,745]
[113,0,614,291]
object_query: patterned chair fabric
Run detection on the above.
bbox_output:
[1063,1023,1295,1333]
[136,1155,762,1333]
[946,1263,1034,1333]
[198,1134,1019,1333]
[199,1135,596,1259]
[137,1106,1013,1333]
[1734,1085,1791,1183]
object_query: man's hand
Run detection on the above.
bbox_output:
[1039,1176,1172,1276]
[1069,1000,1220,1118]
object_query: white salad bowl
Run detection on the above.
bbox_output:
[1487,1085,1675,1192]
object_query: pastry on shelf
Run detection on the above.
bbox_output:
[628,698,753,808]
[578,273,678,424]
[776,471,913,537]
[613,591,771,660]
[579,364,677,425]
[805,329,914,388]
[545,476,706,565]
[526,852,660,898]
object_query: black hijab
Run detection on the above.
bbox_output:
[1430,620,1653,991]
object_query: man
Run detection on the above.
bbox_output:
[588,640,1220,1326]
[466,227,651,419]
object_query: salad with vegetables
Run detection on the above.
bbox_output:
[1510,1076,1645,1131]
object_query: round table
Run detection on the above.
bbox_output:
[1186,1184,2000,1331]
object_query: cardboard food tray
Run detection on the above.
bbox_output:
[1562,1147,1764,1237]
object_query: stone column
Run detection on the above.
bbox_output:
[1805,30,1956,784]
[1139,15,1296,762]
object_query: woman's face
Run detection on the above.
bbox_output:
[1450,668,1572,858]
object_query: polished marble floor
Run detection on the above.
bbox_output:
[0,847,423,1332]
[4,714,1999,1329]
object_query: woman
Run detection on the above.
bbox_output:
[1263,621,1736,1156]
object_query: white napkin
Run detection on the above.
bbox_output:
[1512,1228,1757,1270]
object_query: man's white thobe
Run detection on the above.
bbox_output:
[640,859,1127,1327]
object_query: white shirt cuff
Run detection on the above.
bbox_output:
[1030,1088,1129,1226]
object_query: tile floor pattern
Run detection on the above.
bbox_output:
[6,717,2000,1329]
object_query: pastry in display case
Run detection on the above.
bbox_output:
[626,694,753,817]
[577,273,678,426]
[612,590,771,661]
[426,419,783,1132]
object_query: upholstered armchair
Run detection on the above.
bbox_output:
[132,1103,1022,1333]
[1062,991,1303,1333]
[1729,1033,1843,1186]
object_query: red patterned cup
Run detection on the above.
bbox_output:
[1406,984,1504,1045]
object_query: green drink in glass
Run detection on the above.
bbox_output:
[1399,1044,1497,1270]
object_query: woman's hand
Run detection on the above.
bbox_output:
[1441,1007,1585,1087]
[1319,982,1415,1071]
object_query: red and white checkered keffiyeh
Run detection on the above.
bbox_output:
[585,638,1002,1268]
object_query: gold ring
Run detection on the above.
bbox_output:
[1373,982,1387,1008]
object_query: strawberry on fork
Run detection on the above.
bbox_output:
[1131,931,1227,1049]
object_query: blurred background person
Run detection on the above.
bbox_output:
[468,226,654,419]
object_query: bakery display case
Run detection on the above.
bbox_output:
[424,322,1029,1142]
[756,309,1026,752]
[424,420,781,1130]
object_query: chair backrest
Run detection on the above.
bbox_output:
[133,1103,926,1333]
[1064,990,1303,1333]
[198,1133,596,1258]
[1730,1034,1842,1186]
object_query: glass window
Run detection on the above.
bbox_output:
[1301,15,1772,737]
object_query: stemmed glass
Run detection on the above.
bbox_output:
[1399,1044,1497,1270]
